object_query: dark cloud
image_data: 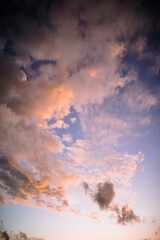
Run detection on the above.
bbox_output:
[117,205,140,225]
[0,156,68,211]
[82,181,140,225]
[111,204,140,225]
[92,182,115,210]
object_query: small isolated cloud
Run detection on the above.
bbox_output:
[110,204,140,225]
[70,208,83,216]
[62,134,72,142]
[70,208,99,220]
[70,117,77,123]
[91,182,116,210]
[89,212,99,220]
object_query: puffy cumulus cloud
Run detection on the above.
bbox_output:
[91,182,116,210]
[110,204,140,225]
[1,0,152,111]
[0,105,63,167]
[0,60,73,121]
[0,0,159,115]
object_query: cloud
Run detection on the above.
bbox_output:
[70,117,77,123]
[0,156,68,211]
[79,107,131,149]
[66,138,144,185]
[110,204,140,225]
[122,82,158,112]
[62,134,72,142]
[102,152,144,184]
[82,182,89,194]
[0,59,73,121]
[0,104,63,168]
[0,0,159,217]
[50,120,69,129]
[81,181,140,225]
[91,182,116,210]
[70,208,99,220]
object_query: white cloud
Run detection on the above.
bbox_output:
[62,134,72,142]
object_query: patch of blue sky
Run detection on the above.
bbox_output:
[121,48,160,92]
[48,107,84,143]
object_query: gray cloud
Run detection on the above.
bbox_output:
[82,181,89,194]
[83,182,140,225]
[0,156,68,211]
[92,182,115,210]
[111,204,140,225]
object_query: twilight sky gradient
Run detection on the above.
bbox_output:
[0,0,160,239]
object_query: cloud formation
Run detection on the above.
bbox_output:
[92,182,116,210]
[0,0,159,220]
[0,156,68,211]
[110,204,140,225]
[70,208,99,220]
[82,182,89,194]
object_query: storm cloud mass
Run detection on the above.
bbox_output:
[0,0,160,229]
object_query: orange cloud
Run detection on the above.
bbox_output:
[70,208,99,220]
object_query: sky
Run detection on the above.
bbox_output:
[0,0,160,239]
